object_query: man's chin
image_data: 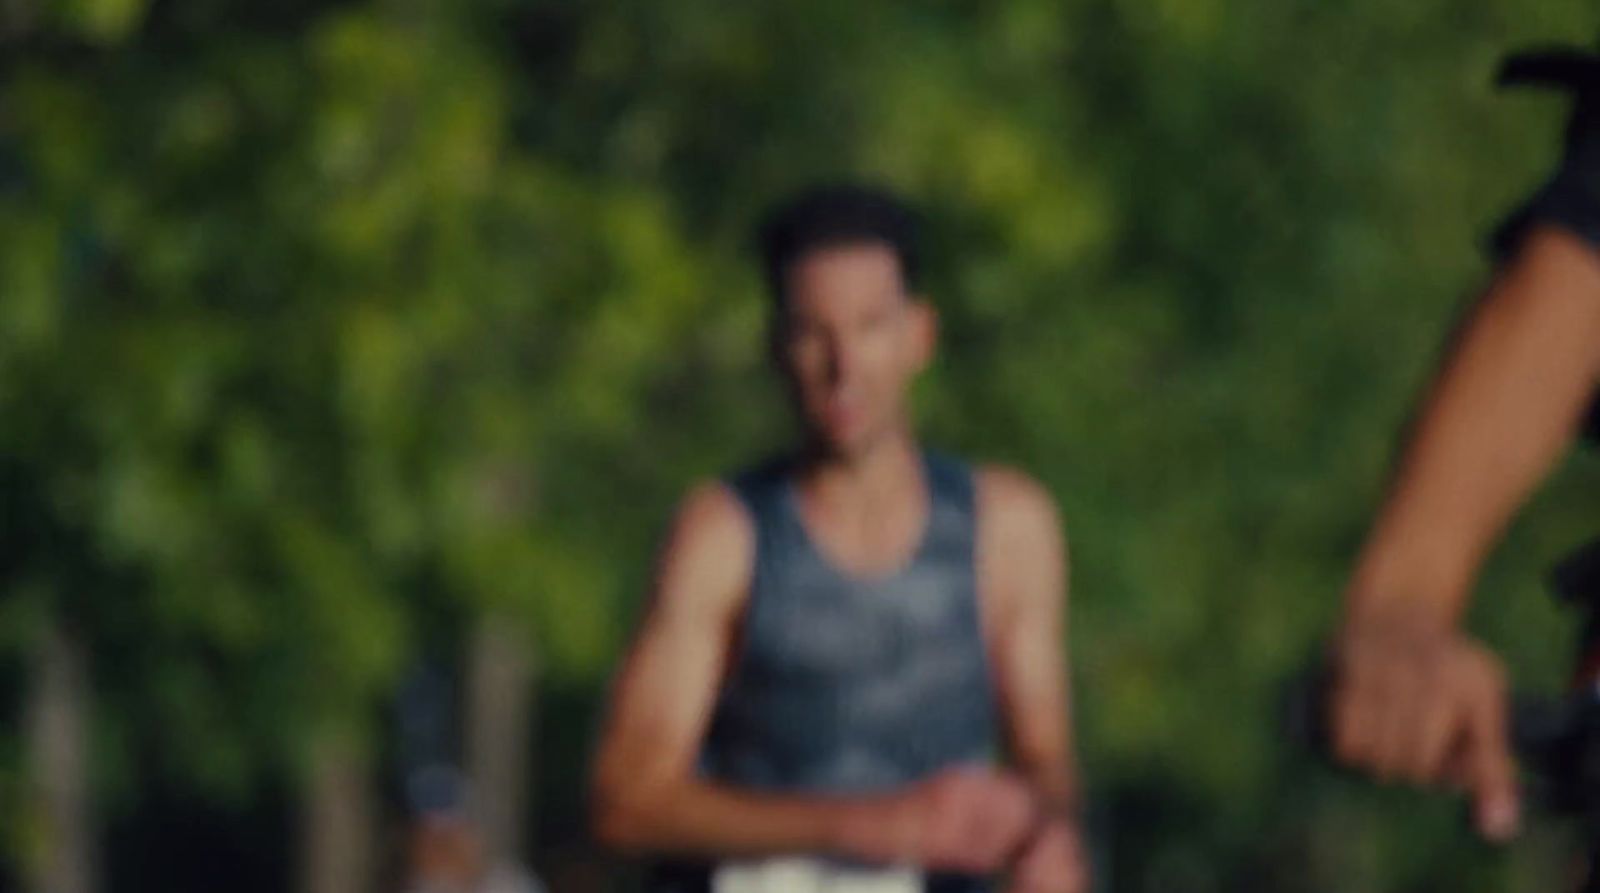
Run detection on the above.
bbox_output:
[805,428,882,462]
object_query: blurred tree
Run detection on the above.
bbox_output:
[2,1,1600,892]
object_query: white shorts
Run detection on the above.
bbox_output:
[713,858,921,893]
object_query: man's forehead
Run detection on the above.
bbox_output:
[784,242,907,295]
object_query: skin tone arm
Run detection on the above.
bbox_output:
[589,481,1038,871]
[1332,225,1600,839]
[978,468,1088,893]
[979,468,1079,811]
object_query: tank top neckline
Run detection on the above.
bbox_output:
[779,447,937,587]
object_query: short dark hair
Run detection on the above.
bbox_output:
[755,183,923,306]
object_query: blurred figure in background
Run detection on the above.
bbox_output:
[1328,44,1600,841]
[589,185,1088,893]
[398,668,545,893]
[401,767,545,893]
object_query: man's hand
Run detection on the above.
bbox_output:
[1004,817,1088,893]
[1329,610,1520,841]
[840,766,1037,874]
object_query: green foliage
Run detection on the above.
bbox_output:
[3,0,1600,889]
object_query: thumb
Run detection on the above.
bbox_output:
[1465,685,1520,842]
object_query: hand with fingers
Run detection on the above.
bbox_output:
[1329,608,1521,841]
[842,766,1040,875]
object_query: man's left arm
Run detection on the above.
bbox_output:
[977,468,1087,893]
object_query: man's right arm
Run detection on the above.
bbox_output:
[1345,227,1600,626]
[1332,226,1600,838]
[588,482,1036,871]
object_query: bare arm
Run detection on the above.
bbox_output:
[978,468,1088,893]
[590,482,867,858]
[977,468,1078,810]
[1347,226,1600,622]
[1330,226,1600,840]
[589,482,1034,870]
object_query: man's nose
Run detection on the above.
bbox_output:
[823,336,859,386]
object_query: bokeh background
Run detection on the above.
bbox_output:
[5,0,1600,891]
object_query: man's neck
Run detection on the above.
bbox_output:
[796,429,922,508]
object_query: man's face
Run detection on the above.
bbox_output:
[774,242,935,459]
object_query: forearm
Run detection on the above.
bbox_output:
[593,777,903,863]
[1347,227,1600,624]
[1013,754,1081,829]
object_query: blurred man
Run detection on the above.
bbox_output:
[1328,49,1600,840]
[589,185,1088,893]
[401,767,546,893]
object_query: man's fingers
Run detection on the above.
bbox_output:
[925,770,1038,872]
[1331,683,1377,768]
[1328,621,1521,843]
[1463,667,1520,842]
[1371,671,1422,781]
[964,805,1026,870]
[1406,696,1458,784]
[979,777,1041,865]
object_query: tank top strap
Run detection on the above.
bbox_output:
[919,449,976,564]
[726,457,781,515]
[723,456,803,589]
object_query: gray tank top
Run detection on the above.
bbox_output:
[648,449,999,893]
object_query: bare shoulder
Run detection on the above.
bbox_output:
[975,464,1065,543]
[974,465,1068,626]
[650,479,756,621]
[668,479,754,551]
